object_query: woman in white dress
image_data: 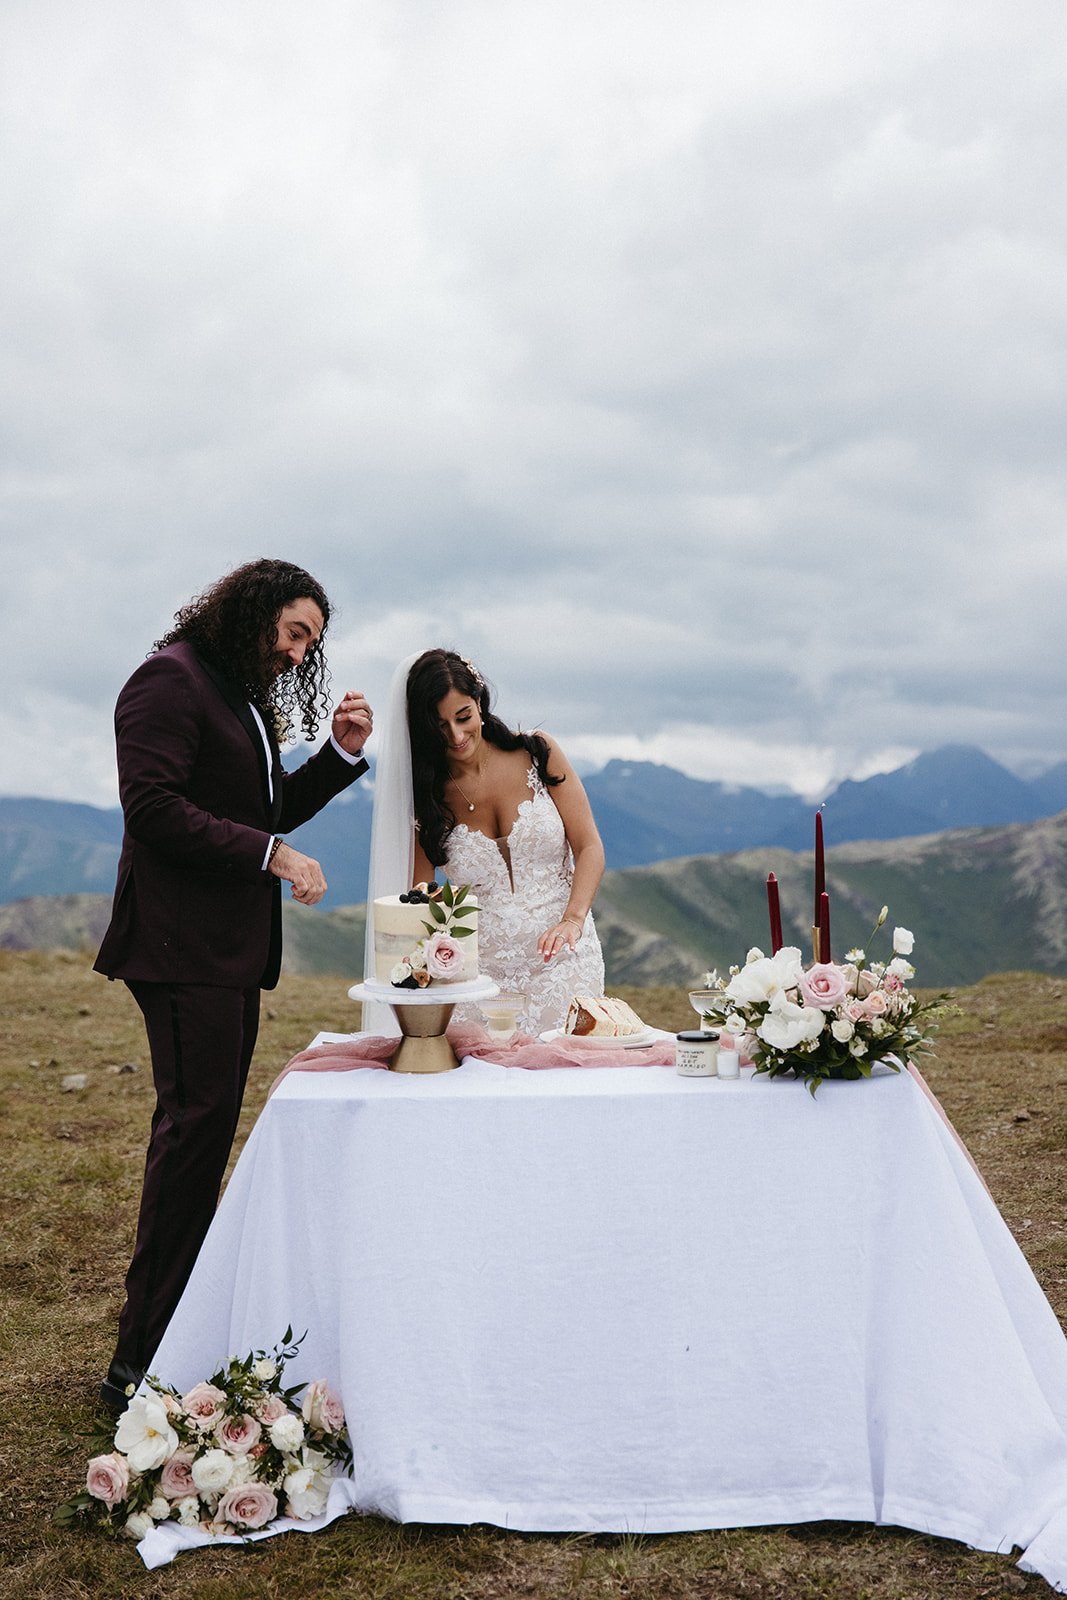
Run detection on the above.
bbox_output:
[366,649,605,1036]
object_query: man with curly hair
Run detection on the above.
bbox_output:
[94,559,373,1414]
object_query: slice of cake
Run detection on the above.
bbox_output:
[565,995,646,1037]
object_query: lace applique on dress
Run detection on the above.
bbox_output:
[443,767,605,1035]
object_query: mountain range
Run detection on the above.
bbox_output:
[3,743,1067,907]
[5,807,1067,991]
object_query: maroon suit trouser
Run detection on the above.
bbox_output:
[114,980,260,1373]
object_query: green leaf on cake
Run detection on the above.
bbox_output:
[451,925,475,937]
[426,899,447,925]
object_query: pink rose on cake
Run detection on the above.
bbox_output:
[425,932,464,979]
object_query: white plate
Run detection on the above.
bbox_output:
[538,1026,666,1050]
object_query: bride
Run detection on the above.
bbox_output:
[365,649,605,1035]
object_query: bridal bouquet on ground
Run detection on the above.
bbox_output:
[58,1331,351,1541]
[697,910,949,1095]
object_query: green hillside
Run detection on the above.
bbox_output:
[4,812,1067,989]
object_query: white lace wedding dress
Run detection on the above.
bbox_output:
[442,766,605,1036]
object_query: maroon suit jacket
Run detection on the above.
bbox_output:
[94,641,367,990]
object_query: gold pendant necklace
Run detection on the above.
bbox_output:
[451,762,485,813]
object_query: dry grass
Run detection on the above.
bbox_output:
[0,952,1063,1599]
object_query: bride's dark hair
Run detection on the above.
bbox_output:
[407,649,562,866]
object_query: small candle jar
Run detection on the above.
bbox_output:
[675,1030,720,1076]
[716,1048,740,1080]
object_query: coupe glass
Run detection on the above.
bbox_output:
[688,989,719,1023]
[480,991,527,1044]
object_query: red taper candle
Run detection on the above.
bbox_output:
[814,811,825,926]
[766,873,783,954]
[819,890,832,966]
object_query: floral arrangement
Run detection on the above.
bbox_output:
[390,879,477,987]
[697,909,948,1094]
[58,1331,350,1542]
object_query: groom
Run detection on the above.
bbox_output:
[94,558,373,1413]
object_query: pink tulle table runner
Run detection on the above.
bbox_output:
[270,1023,677,1095]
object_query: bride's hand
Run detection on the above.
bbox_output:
[538,917,583,962]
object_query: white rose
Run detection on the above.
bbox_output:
[389,961,412,985]
[191,1448,235,1495]
[124,1510,155,1540]
[871,1017,888,1037]
[270,1414,305,1454]
[147,1496,171,1521]
[892,927,915,955]
[284,1450,333,1519]
[886,957,915,981]
[831,1019,854,1042]
[253,1359,277,1383]
[227,1453,257,1487]
[725,1013,747,1035]
[408,945,427,972]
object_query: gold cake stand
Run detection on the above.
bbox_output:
[347,977,500,1073]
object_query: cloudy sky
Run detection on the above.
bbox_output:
[4,0,1066,807]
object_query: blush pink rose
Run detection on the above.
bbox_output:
[217,1412,262,1455]
[254,1393,289,1425]
[846,1000,869,1023]
[181,1381,227,1430]
[798,963,850,1011]
[160,1449,198,1500]
[301,1380,345,1435]
[864,990,888,1016]
[215,1482,279,1530]
[86,1451,130,1507]
[425,932,464,980]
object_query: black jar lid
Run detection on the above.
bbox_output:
[675,1029,721,1042]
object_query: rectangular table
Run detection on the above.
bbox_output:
[144,1046,1067,1588]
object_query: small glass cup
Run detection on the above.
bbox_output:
[688,989,719,1023]
[480,991,527,1045]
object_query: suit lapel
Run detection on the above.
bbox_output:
[194,649,280,824]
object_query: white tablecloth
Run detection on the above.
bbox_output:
[143,1046,1067,1589]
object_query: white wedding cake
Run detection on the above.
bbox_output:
[373,885,479,987]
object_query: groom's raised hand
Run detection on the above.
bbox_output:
[332,691,374,756]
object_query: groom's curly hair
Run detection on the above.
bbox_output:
[155,558,333,740]
[407,649,562,866]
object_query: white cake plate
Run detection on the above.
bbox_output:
[347,977,500,1073]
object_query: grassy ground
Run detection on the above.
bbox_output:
[0,951,1063,1600]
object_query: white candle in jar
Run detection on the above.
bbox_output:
[675,1030,720,1076]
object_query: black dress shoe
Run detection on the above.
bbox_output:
[100,1359,144,1416]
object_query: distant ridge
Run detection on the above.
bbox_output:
[7,810,1067,991]
[3,743,1067,907]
